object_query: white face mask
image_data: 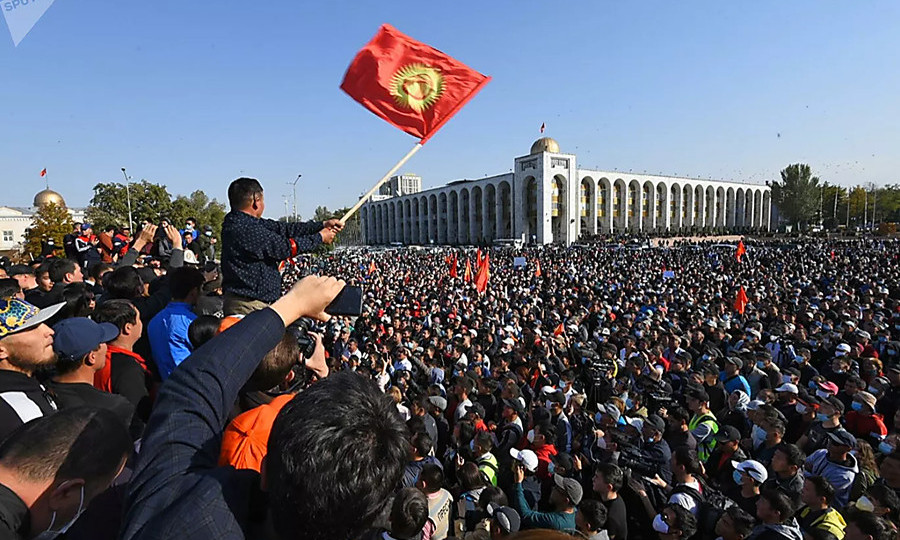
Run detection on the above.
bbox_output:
[652,513,669,533]
[527,429,535,444]
[595,436,607,450]
[35,486,84,540]
[855,496,876,513]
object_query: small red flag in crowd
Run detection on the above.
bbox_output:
[734,286,749,314]
[476,248,483,269]
[449,254,458,278]
[535,259,542,277]
[474,253,490,293]
[540,122,545,134]
[368,261,377,274]
[340,24,491,144]
[735,240,746,262]
[40,168,47,177]
[553,322,565,336]
[463,259,473,282]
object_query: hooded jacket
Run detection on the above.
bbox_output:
[747,518,804,540]
[805,449,859,507]
[798,506,847,540]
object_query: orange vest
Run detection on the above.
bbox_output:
[219,394,294,472]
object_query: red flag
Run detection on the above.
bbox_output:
[40,168,47,177]
[540,122,545,133]
[368,261,377,274]
[476,248,482,269]
[553,323,565,336]
[474,253,490,293]
[735,240,746,262]
[464,259,473,282]
[340,24,491,144]
[830,250,835,261]
[449,253,458,278]
[535,259,542,277]
[734,286,749,315]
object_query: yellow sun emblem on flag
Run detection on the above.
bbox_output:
[390,64,444,113]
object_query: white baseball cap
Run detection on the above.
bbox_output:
[509,448,538,472]
[732,459,768,483]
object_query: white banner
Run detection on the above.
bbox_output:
[3,0,56,46]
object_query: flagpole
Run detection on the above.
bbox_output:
[340,143,423,225]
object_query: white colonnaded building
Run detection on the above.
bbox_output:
[360,138,772,245]
[0,188,86,253]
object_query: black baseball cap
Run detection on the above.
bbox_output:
[715,425,741,443]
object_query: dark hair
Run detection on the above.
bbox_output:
[169,267,205,301]
[105,267,144,300]
[89,262,113,284]
[723,506,755,537]
[760,488,795,522]
[775,443,806,468]
[187,315,221,350]
[868,482,900,518]
[59,283,95,319]
[845,509,891,540]
[672,446,702,476]
[227,177,264,209]
[805,475,835,504]
[92,300,138,332]
[48,258,77,283]
[668,406,691,425]
[666,503,697,538]
[418,463,444,494]
[35,262,51,278]
[536,421,556,442]
[478,485,507,510]
[0,408,130,492]
[410,430,434,459]
[474,431,493,452]
[268,372,409,540]
[185,217,197,225]
[245,330,300,392]
[0,278,20,299]
[389,488,428,540]
[458,462,485,491]
[594,462,624,493]
[579,499,607,531]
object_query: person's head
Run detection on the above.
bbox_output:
[549,473,582,511]
[184,217,197,230]
[472,431,493,458]
[169,267,205,304]
[104,266,145,300]
[36,263,53,292]
[732,459,768,490]
[267,372,409,540]
[409,430,434,461]
[654,503,698,539]
[576,499,607,535]
[0,278,22,300]
[415,463,444,495]
[529,422,555,449]
[714,506,755,540]
[388,487,429,540]
[801,475,836,510]
[592,462,623,500]
[52,317,119,377]
[770,443,805,477]
[91,300,142,348]
[859,482,900,519]
[671,446,701,481]
[487,503,520,538]
[88,262,113,286]
[187,315,220,349]
[0,299,61,373]
[49,258,82,284]
[59,282,96,319]
[228,177,265,216]
[458,461,485,492]
[0,407,131,537]
[755,488,795,525]
[880,451,900,488]
[844,509,891,540]
[7,265,36,292]
[826,430,857,461]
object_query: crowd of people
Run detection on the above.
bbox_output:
[0,178,898,540]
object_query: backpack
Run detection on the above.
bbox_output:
[671,481,736,540]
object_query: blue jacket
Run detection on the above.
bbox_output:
[148,302,197,380]
[121,308,285,540]
[805,449,859,508]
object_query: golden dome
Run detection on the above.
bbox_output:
[530,137,560,155]
[34,189,66,208]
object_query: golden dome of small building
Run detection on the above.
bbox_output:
[530,137,560,155]
[34,189,66,208]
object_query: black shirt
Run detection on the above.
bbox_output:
[0,370,57,442]
[221,211,323,303]
[603,495,627,540]
[0,483,28,539]
[47,381,134,429]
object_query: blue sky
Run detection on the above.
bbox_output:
[2,1,899,218]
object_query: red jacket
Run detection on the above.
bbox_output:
[531,442,558,480]
[845,411,888,438]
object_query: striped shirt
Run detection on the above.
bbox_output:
[0,370,58,440]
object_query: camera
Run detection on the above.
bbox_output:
[287,317,318,358]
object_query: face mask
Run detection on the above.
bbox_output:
[868,386,880,395]
[808,381,817,390]
[879,441,895,455]
[469,439,476,452]
[205,231,212,237]
[852,402,864,412]
[809,340,818,348]
[783,375,793,384]
[856,496,876,513]
[35,486,84,540]
[751,425,767,448]
[833,367,846,374]
[879,336,888,343]
[652,514,669,534]
[548,462,556,475]
[816,390,831,400]
[733,470,744,485]
[816,412,830,422]
[527,429,535,444]
[796,403,808,414]
[625,398,634,410]
[185,224,193,231]
[835,351,847,357]
[545,400,554,410]
[757,361,767,370]
[595,436,607,450]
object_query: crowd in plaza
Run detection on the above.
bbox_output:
[0,177,898,540]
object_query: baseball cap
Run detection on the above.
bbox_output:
[725,356,743,369]
[552,452,575,473]
[732,459,768,483]
[6,265,34,277]
[715,425,741,443]
[80,223,93,231]
[502,398,525,417]
[644,414,666,434]
[427,396,448,412]
[817,381,839,395]
[776,383,799,394]
[52,317,119,361]
[0,299,64,339]
[836,343,852,354]
[855,391,877,411]
[827,429,857,448]
[553,474,583,505]
[686,387,710,403]
[487,504,521,534]
[509,448,538,472]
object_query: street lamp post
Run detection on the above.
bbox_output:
[286,174,301,222]
[121,168,133,233]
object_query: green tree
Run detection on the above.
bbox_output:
[24,202,73,258]
[169,190,227,238]
[821,183,848,230]
[771,163,821,229]
[86,180,173,230]
[308,206,361,249]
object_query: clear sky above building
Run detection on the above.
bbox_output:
[2,1,898,218]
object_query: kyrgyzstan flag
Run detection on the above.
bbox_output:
[553,323,565,337]
[368,261,377,274]
[734,286,749,315]
[341,24,491,143]
[40,168,47,177]
[535,259,542,278]
[449,253,458,278]
[476,248,482,269]
[474,253,490,293]
[735,240,746,262]
[463,259,473,282]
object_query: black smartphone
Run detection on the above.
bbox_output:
[325,285,363,317]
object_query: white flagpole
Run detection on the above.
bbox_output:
[340,143,423,225]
